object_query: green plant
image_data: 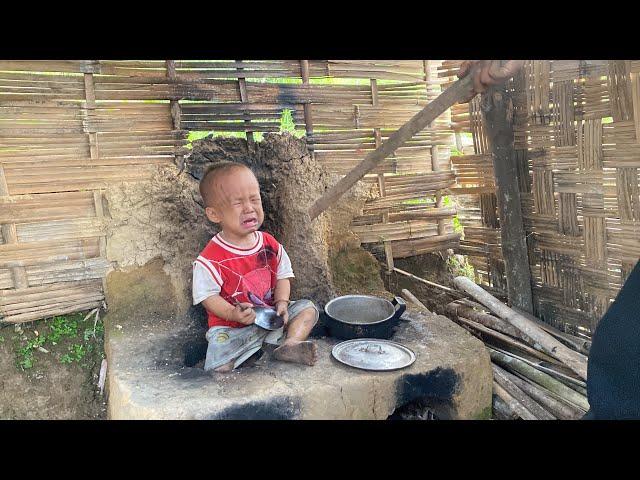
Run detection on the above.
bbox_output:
[447,254,475,280]
[17,349,34,370]
[442,196,464,234]
[450,146,463,156]
[279,109,295,133]
[15,335,45,370]
[13,311,103,371]
[47,315,79,344]
[60,343,86,364]
[452,215,463,234]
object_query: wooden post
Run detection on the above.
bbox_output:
[371,79,387,215]
[236,59,254,148]
[371,77,394,272]
[166,60,184,170]
[424,61,446,237]
[300,60,314,160]
[481,67,534,314]
[431,145,446,236]
[83,67,108,295]
[0,162,28,289]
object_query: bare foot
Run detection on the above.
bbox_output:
[273,340,318,366]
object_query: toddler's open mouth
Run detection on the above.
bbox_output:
[242,217,258,229]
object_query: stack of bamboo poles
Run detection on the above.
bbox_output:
[449,276,591,420]
[396,267,591,420]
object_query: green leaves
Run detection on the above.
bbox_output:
[60,344,86,364]
[13,311,103,371]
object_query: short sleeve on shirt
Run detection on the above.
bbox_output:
[192,260,221,305]
[277,245,295,280]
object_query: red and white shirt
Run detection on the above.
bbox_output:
[192,231,294,328]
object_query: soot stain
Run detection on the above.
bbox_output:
[395,367,459,406]
[209,396,301,420]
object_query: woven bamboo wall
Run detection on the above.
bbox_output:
[0,60,458,324]
[451,60,640,335]
[435,61,509,298]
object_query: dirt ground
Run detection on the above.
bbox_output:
[0,312,107,420]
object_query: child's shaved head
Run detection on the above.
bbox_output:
[199,162,253,207]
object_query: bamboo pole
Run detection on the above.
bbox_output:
[489,348,590,411]
[454,276,588,380]
[513,306,591,354]
[452,314,562,365]
[501,368,585,420]
[446,302,529,341]
[308,74,473,220]
[400,288,431,314]
[493,347,586,389]
[236,59,254,148]
[492,393,519,420]
[493,381,537,420]
[493,364,556,420]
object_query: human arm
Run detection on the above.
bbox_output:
[193,259,255,325]
[273,278,291,325]
[201,295,256,325]
[458,60,526,102]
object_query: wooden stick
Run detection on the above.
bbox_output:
[400,288,431,314]
[489,348,590,411]
[308,74,473,220]
[393,267,464,298]
[492,364,556,420]
[98,359,107,395]
[454,276,588,380]
[493,381,537,420]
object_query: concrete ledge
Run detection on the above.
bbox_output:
[102,259,491,420]
[105,309,492,420]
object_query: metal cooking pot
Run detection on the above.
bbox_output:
[323,295,407,340]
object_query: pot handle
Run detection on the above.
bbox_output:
[392,296,407,321]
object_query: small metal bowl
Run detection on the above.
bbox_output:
[253,307,285,331]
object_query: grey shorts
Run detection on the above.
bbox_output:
[204,299,319,371]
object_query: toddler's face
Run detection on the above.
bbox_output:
[205,168,264,239]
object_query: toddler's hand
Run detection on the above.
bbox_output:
[230,302,256,325]
[275,301,289,326]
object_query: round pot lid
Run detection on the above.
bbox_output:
[331,339,416,371]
